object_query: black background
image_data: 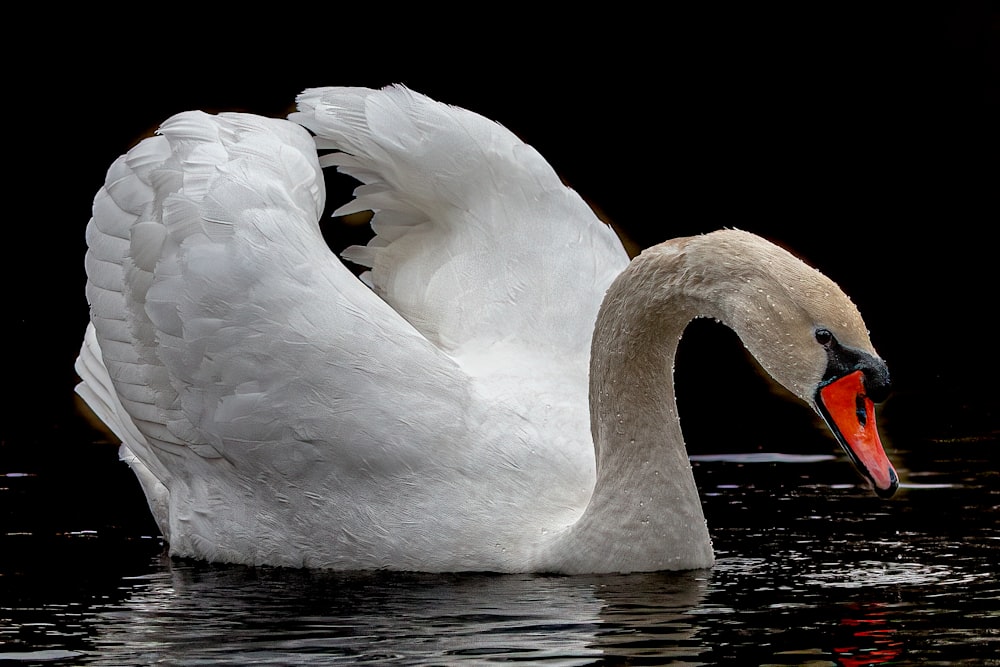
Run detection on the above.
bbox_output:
[3,4,997,514]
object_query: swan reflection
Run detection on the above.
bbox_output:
[83,559,710,665]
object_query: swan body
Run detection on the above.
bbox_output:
[76,85,896,573]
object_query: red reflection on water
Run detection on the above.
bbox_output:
[833,602,903,666]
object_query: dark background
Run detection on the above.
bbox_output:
[2,4,997,537]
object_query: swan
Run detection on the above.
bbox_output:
[75,84,897,574]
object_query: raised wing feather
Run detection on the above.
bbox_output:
[75,89,634,567]
[80,110,470,478]
[290,85,629,364]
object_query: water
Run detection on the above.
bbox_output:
[2,426,997,665]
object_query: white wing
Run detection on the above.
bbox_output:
[76,90,631,567]
[291,85,629,368]
[80,110,471,479]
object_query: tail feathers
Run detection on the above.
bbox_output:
[118,445,172,542]
[76,324,141,447]
[76,323,173,540]
[75,324,172,488]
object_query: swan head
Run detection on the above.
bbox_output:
[667,230,898,497]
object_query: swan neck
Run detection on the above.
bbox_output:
[593,258,696,458]
[550,245,714,573]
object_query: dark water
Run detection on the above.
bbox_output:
[2,415,997,666]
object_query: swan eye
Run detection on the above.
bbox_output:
[815,328,833,347]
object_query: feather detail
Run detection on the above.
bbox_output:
[291,84,629,360]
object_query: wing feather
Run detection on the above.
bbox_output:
[291,85,629,363]
[78,109,470,484]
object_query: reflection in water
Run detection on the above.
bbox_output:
[834,603,903,667]
[89,563,614,665]
[2,437,998,664]
[11,561,711,665]
[122,566,706,665]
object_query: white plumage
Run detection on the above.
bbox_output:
[77,85,895,573]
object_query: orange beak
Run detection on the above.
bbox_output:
[817,370,898,497]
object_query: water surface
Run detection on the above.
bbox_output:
[3,428,997,665]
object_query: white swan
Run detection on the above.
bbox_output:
[75,85,897,574]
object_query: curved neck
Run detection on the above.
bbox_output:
[548,243,715,573]
[540,229,877,573]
